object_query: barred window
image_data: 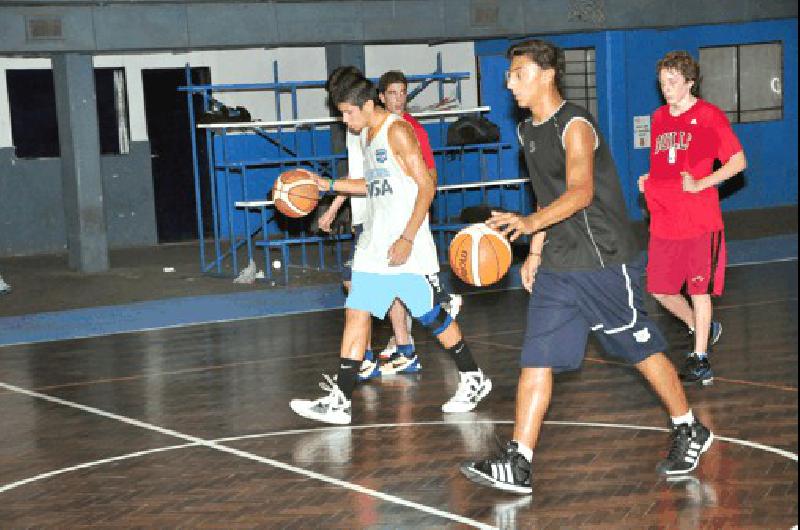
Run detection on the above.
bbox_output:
[6,67,130,158]
[562,47,597,119]
[699,42,783,123]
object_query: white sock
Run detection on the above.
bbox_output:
[671,409,695,427]
[513,440,533,462]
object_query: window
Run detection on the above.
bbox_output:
[562,47,597,119]
[6,67,130,158]
[6,70,59,158]
[700,42,783,123]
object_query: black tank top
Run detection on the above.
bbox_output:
[517,102,637,271]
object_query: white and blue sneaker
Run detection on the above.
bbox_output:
[379,352,422,375]
[290,374,352,425]
[358,351,381,382]
[442,370,492,413]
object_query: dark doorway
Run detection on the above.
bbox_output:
[142,68,211,243]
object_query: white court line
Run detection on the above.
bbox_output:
[1,418,796,498]
[0,381,495,530]
[727,256,797,267]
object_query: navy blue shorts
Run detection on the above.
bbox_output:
[521,258,668,372]
[341,224,363,282]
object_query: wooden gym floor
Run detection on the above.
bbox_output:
[0,260,796,529]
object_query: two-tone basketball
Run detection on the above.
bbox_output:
[449,223,512,287]
[272,169,319,218]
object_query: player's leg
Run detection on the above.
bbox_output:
[461,272,585,495]
[589,259,714,475]
[358,317,381,382]
[378,299,416,368]
[290,272,394,425]
[648,236,694,327]
[635,353,714,474]
[396,274,491,412]
[682,231,726,385]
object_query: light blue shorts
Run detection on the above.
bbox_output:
[346,272,438,318]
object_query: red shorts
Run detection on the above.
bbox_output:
[646,231,726,296]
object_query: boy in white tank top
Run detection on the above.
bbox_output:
[289,72,491,425]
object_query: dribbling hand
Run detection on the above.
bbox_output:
[486,211,537,242]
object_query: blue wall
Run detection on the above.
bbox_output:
[475,18,798,220]
[214,122,515,238]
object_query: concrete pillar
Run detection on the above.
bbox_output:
[52,53,109,273]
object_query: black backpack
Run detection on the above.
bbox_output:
[446,116,500,146]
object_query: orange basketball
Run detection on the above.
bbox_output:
[272,169,319,218]
[449,223,512,287]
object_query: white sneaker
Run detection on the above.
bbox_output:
[0,274,10,294]
[290,374,352,425]
[442,370,492,413]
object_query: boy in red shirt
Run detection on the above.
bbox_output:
[639,51,747,385]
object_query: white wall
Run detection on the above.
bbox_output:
[94,47,329,142]
[365,41,478,111]
[0,42,478,149]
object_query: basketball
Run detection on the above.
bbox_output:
[272,169,319,218]
[449,223,512,287]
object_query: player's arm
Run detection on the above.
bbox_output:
[488,120,595,241]
[306,171,367,195]
[318,193,348,233]
[387,120,436,265]
[683,110,746,193]
[521,222,547,292]
[682,151,746,193]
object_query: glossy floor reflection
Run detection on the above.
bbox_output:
[0,261,796,528]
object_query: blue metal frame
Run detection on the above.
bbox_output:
[180,56,521,284]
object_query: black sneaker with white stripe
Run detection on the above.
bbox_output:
[460,440,532,494]
[656,420,714,475]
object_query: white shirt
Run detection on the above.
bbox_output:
[353,113,439,275]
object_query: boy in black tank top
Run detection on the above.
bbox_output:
[460,40,713,495]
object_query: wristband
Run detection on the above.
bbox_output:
[400,235,413,244]
[329,179,336,193]
[529,252,541,257]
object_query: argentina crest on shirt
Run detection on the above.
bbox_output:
[375,148,387,163]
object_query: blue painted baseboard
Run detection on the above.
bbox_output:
[0,234,795,347]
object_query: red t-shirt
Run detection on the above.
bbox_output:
[644,99,742,239]
[402,112,436,171]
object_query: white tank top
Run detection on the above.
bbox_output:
[346,130,367,225]
[353,113,439,275]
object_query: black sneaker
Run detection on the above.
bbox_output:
[680,354,714,385]
[460,440,532,494]
[657,421,714,475]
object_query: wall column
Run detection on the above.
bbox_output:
[52,53,109,272]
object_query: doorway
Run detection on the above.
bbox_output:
[142,67,211,243]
